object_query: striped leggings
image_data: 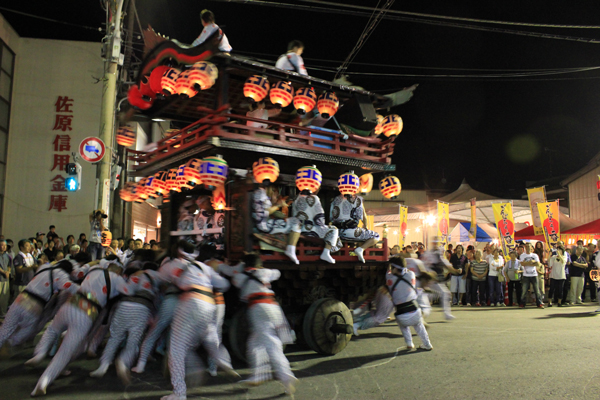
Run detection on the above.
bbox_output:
[168,298,232,397]
[247,303,295,385]
[99,301,151,369]
[135,294,178,370]
[33,303,94,390]
[0,297,43,348]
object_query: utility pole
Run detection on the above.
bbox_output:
[97,0,125,225]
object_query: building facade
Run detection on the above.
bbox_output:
[562,151,600,224]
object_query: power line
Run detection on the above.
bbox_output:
[297,0,600,29]
[234,50,600,75]
[0,6,103,32]
[207,0,600,44]
[335,0,395,79]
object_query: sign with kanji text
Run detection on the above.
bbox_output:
[79,137,106,162]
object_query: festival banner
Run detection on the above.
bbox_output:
[437,201,449,246]
[537,200,560,248]
[527,187,546,236]
[469,198,477,239]
[398,205,408,248]
[492,202,516,257]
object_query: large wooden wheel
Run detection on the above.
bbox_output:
[302,298,353,355]
[228,307,249,362]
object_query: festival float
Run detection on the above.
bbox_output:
[121,28,401,358]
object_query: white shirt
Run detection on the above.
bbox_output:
[232,267,280,301]
[276,52,308,75]
[26,263,79,301]
[246,109,269,129]
[519,252,540,277]
[548,255,567,280]
[191,23,232,52]
[404,258,426,288]
[385,269,417,305]
[488,256,504,277]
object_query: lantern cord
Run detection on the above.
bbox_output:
[334,0,395,80]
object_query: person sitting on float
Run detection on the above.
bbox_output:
[194,195,217,243]
[291,166,342,264]
[330,171,380,263]
[251,158,302,264]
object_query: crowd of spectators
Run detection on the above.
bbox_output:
[393,239,599,310]
[0,224,160,318]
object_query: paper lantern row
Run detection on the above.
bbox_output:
[127,62,219,110]
[120,155,229,208]
[243,75,339,117]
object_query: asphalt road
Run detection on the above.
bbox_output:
[1,302,599,400]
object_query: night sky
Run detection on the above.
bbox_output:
[4,1,600,195]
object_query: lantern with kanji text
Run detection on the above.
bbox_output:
[338,171,360,196]
[252,157,279,184]
[165,168,181,193]
[379,176,402,199]
[199,155,229,188]
[317,91,339,119]
[296,165,322,192]
[188,61,218,91]
[269,81,294,107]
[381,114,403,137]
[293,87,316,115]
[174,70,198,98]
[359,173,373,194]
[137,177,150,201]
[212,184,227,211]
[101,230,112,247]
[149,171,168,196]
[182,158,203,187]
[161,67,181,95]
[119,181,138,202]
[116,126,136,147]
[243,75,270,102]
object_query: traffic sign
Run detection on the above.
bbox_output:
[79,137,106,162]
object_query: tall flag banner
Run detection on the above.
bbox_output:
[469,198,477,239]
[492,202,516,257]
[527,187,546,236]
[398,205,408,248]
[537,200,560,248]
[437,201,449,246]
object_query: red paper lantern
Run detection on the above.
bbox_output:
[183,158,203,186]
[296,165,322,192]
[317,91,339,119]
[137,177,150,200]
[161,67,181,95]
[381,114,403,137]
[188,61,218,91]
[199,155,228,188]
[149,65,170,93]
[127,85,153,110]
[338,171,360,196]
[270,81,294,107]
[119,181,138,202]
[116,126,136,147]
[174,70,198,98]
[166,168,181,193]
[293,87,316,115]
[149,171,168,196]
[379,176,402,199]
[244,75,270,102]
[253,157,279,184]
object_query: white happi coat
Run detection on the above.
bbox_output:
[292,193,341,251]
